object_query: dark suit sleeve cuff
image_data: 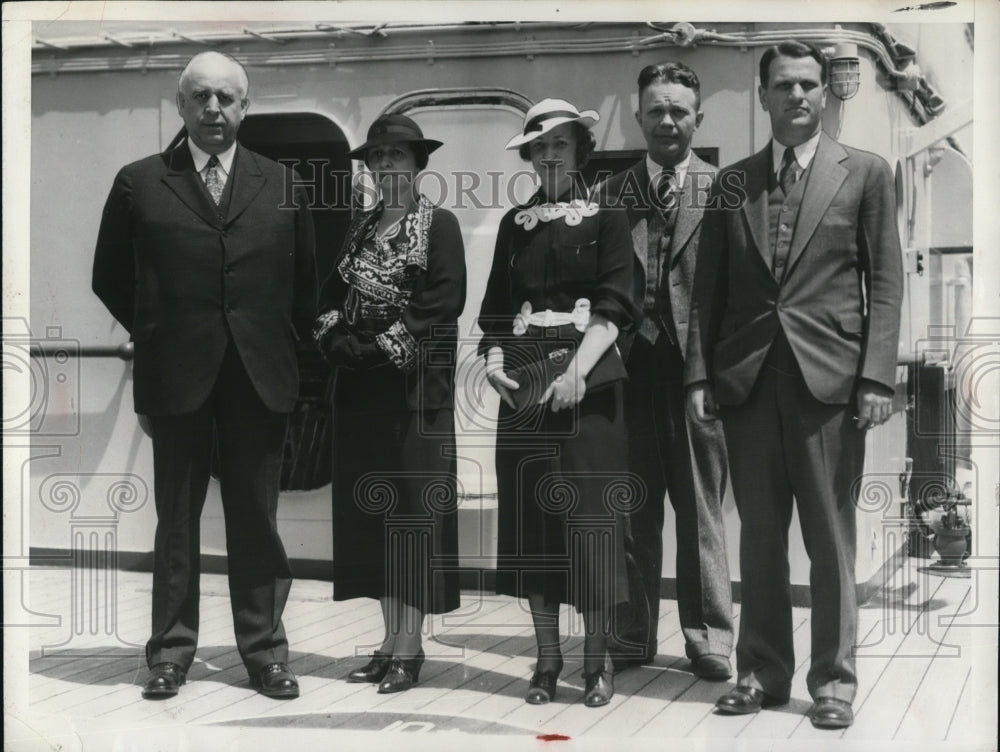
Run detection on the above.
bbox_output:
[858,376,895,396]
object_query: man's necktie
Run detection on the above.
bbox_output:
[204,154,224,205]
[654,168,678,212]
[779,147,801,196]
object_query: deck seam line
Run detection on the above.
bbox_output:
[891,584,972,740]
[841,575,946,739]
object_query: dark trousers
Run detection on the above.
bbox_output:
[721,332,863,702]
[146,341,292,674]
[616,336,733,660]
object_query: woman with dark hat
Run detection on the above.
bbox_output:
[478,99,639,707]
[312,114,466,693]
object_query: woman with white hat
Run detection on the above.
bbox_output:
[478,99,639,707]
[312,114,467,694]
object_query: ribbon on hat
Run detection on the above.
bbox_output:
[522,109,583,137]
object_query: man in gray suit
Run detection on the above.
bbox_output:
[602,61,734,680]
[686,41,903,728]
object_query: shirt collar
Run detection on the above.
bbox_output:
[187,138,237,176]
[647,151,692,190]
[771,130,822,175]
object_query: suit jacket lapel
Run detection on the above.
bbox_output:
[784,133,849,276]
[161,143,219,227]
[628,160,650,279]
[226,145,266,225]
[741,146,772,274]
[669,154,710,265]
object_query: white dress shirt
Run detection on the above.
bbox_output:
[771,129,822,178]
[187,138,237,181]
[647,150,692,192]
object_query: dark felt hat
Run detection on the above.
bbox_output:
[347,114,444,161]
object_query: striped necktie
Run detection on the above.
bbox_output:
[654,168,678,213]
[779,147,801,196]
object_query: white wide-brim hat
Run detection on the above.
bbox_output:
[504,98,600,150]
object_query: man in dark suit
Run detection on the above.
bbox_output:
[92,51,317,700]
[601,62,734,680]
[686,41,903,728]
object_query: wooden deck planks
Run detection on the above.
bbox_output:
[501,604,687,736]
[204,599,523,728]
[23,563,984,741]
[731,607,883,740]
[59,585,346,721]
[577,626,691,735]
[167,597,390,724]
[796,566,952,741]
[696,613,815,739]
[891,580,974,741]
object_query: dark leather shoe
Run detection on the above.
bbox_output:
[715,686,786,714]
[142,662,185,699]
[582,666,614,708]
[808,697,854,729]
[526,656,564,704]
[691,654,733,681]
[377,650,425,694]
[250,662,299,699]
[346,651,392,683]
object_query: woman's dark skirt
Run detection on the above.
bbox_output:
[330,363,460,614]
[494,382,630,613]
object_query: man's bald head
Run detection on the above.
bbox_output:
[176,51,251,154]
[178,51,249,98]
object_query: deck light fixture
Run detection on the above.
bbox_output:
[828,43,861,100]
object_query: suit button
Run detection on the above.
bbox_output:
[225,305,233,314]
[775,258,785,268]
[217,213,225,222]
[225,265,234,275]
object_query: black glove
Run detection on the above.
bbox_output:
[317,323,388,370]
[317,322,363,368]
[354,340,389,369]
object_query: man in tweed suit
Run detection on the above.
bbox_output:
[602,61,734,681]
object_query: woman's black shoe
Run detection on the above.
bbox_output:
[526,655,564,704]
[346,650,392,683]
[377,650,425,694]
[582,666,614,707]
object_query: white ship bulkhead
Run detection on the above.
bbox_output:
[25,20,975,603]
